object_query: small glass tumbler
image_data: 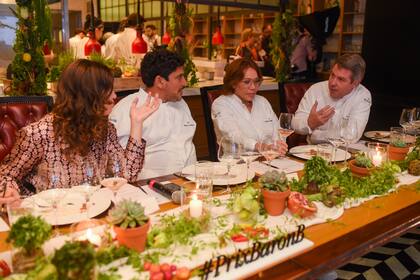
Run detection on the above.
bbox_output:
[317,143,333,164]
[367,142,388,167]
[390,127,406,146]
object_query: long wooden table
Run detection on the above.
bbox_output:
[1,174,419,279]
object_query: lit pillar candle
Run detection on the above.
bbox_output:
[189,194,203,218]
[372,151,383,167]
[78,228,101,246]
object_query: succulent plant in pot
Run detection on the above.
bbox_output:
[259,170,291,216]
[107,199,150,252]
[349,152,374,177]
[388,138,410,161]
[6,214,52,273]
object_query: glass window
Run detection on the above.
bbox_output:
[152,1,161,18]
[197,4,209,14]
[144,1,152,18]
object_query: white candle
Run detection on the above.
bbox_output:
[372,151,382,167]
[189,194,203,218]
[78,228,101,246]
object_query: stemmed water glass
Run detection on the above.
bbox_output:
[240,145,260,181]
[102,156,127,202]
[399,108,415,133]
[278,113,294,142]
[413,108,420,136]
[258,134,281,169]
[217,136,242,193]
[81,159,101,219]
[339,119,358,165]
[326,120,345,164]
[41,165,67,236]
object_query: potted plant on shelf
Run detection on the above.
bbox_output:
[388,138,410,161]
[6,215,52,273]
[107,199,150,252]
[348,152,374,177]
[259,170,291,216]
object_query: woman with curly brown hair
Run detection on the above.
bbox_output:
[0,59,160,198]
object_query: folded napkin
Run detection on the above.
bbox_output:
[112,184,160,214]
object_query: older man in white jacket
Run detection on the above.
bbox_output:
[292,54,372,144]
[110,49,196,179]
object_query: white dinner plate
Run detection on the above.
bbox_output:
[181,162,255,186]
[289,145,351,161]
[19,188,112,226]
[364,131,391,142]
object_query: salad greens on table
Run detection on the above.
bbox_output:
[4,139,419,279]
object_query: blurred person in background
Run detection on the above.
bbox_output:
[75,15,104,59]
[235,28,260,61]
[290,25,317,80]
[104,17,128,58]
[143,24,161,52]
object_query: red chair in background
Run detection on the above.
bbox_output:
[279,82,314,148]
[0,96,53,162]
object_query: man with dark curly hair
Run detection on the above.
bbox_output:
[110,48,196,179]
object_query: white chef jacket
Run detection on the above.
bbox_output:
[109,88,197,179]
[211,94,280,150]
[291,81,372,144]
[108,27,136,62]
[69,34,83,57]
[142,34,161,52]
[74,36,88,59]
[104,33,120,59]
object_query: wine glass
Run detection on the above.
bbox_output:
[326,120,345,164]
[399,108,415,132]
[217,136,242,193]
[80,159,101,219]
[240,145,260,181]
[258,135,281,170]
[339,119,358,165]
[40,165,67,236]
[413,108,420,136]
[278,113,294,142]
[102,156,127,202]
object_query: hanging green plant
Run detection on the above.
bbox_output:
[167,0,198,87]
[270,5,299,82]
[9,0,52,96]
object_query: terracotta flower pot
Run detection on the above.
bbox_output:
[262,188,291,216]
[113,220,150,252]
[387,145,410,161]
[348,159,372,177]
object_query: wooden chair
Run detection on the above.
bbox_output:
[0,95,53,162]
[200,85,226,161]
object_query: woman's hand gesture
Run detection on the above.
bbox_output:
[130,93,161,124]
[129,93,161,141]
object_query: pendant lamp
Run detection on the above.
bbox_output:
[84,0,101,56]
[212,2,224,45]
[162,31,171,45]
[132,0,148,54]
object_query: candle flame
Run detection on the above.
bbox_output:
[192,194,198,200]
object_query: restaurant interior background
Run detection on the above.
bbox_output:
[0,0,419,129]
